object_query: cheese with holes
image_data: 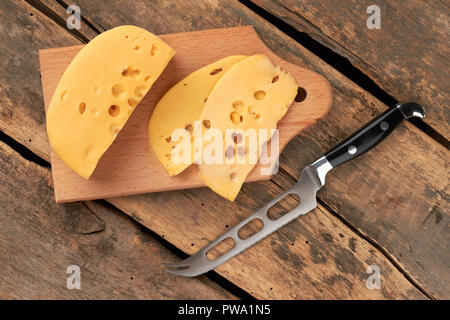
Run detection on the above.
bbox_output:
[197,54,297,201]
[46,25,174,179]
[148,55,247,176]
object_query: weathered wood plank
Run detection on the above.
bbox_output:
[38,0,99,39]
[65,0,448,298]
[0,0,441,298]
[249,0,450,140]
[0,0,82,161]
[279,121,449,298]
[107,176,425,299]
[0,140,236,299]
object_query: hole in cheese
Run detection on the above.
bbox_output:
[210,68,223,75]
[237,146,246,156]
[109,123,120,136]
[295,87,307,102]
[144,75,151,82]
[133,45,140,51]
[150,44,158,56]
[122,67,132,77]
[61,90,67,101]
[134,85,146,98]
[84,145,92,157]
[238,218,264,240]
[130,69,140,78]
[206,237,236,261]
[202,119,211,129]
[225,146,234,159]
[232,100,245,113]
[92,86,100,94]
[272,75,279,83]
[254,90,266,100]
[185,124,193,133]
[122,67,141,78]
[230,111,242,125]
[91,107,99,116]
[247,105,259,118]
[108,105,120,117]
[231,132,242,144]
[79,102,86,114]
[128,98,138,108]
[111,84,125,98]
[267,193,300,220]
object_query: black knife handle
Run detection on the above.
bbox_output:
[324,102,425,168]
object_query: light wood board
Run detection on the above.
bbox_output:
[39,26,332,203]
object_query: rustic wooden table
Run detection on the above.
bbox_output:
[0,0,448,299]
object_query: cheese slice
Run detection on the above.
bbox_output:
[46,25,174,179]
[148,55,247,176]
[197,54,298,201]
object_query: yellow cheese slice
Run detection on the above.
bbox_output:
[197,54,298,201]
[46,25,174,179]
[148,55,247,176]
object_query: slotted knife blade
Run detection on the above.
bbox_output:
[163,102,425,277]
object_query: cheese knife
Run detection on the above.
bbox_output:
[163,102,425,277]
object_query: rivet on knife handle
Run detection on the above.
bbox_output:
[324,102,425,168]
[163,102,425,277]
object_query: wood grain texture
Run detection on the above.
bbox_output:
[39,26,332,203]
[0,0,80,161]
[250,0,450,140]
[0,0,444,298]
[106,174,425,299]
[0,140,235,299]
[68,0,448,298]
[38,0,98,40]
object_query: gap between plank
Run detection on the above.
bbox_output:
[30,0,449,150]
[239,0,449,150]
[0,128,253,299]
[56,0,105,34]
[0,130,50,168]
[25,0,90,43]
[17,1,254,300]
[22,0,436,299]
[97,199,256,300]
[2,121,429,299]
[272,168,435,300]
[317,198,435,300]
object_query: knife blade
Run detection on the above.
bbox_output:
[163,102,425,277]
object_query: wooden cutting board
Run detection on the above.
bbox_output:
[39,26,332,203]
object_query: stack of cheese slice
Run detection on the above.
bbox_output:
[148,55,247,176]
[149,54,298,201]
[47,25,174,179]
